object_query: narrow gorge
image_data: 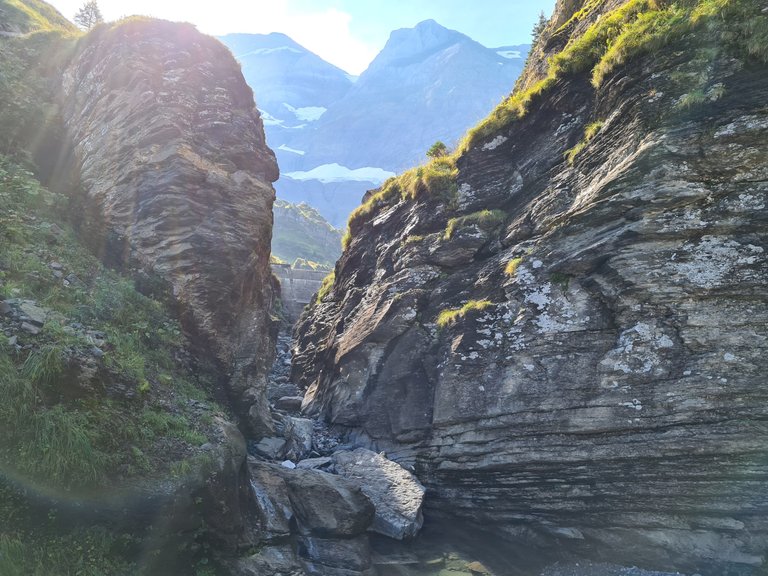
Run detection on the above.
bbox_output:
[0,0,767,575]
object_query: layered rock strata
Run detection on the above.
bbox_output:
[59,19,279,435]
[293,0,768,572]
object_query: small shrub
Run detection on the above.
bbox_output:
[426,140,448,158]
[436,299,493,328]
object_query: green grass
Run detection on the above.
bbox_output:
[565,120,605,164]
[436,300,494,328]
[0,529,135,576]
[344,156,459,246]
[444,209,506,240]
[316,271,336,303]
[0,157,220,489]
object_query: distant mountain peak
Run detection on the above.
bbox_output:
[370,19,471,71]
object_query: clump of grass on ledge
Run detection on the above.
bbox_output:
[565,120,604,164]
[444,209,506,240]
[345,156,458,248]
[504,257,524,277]
[436,299,493,328]
[316,271,335,304]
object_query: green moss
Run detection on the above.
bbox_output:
[436,299,494,328]
[0,528,136,576]
[458,75,557,154]
[444,209,506,240]
[550,272,571,289]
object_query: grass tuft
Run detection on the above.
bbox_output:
[444,209,506,240]
[504,257,524,277]
[565,120,605,164]
[436,299,494,328]
[316,271,336,304]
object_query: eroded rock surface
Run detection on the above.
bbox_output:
[332,448,426,540]
[59,19,279,435]
[292,1,768,572]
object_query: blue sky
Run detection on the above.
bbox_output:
[49,0,556,73]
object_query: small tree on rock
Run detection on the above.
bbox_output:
[531,10,548,46]
[426,141,448,159]
[74,0,103,30]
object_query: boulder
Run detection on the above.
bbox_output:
[297,534,374,575]
[247,459,293,538]
[231,544,303,576]
[283,416,314,460]
[331,448,425,540]
[252,437,286,460]
[59,18,279,437]
[282,468,374,538]
[275,395,304,412]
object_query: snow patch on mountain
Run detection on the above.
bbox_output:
[278,144,306,155]
[284,163,395,184]
[497,49,523,59]
[283,103,327,122]
[235,46,302,58]
[259,109,284,126]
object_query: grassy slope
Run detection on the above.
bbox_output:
[0,0,77,33]
[0,161,224,572]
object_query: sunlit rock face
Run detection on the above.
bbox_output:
[292,0,768,571]
[60,19,279,435]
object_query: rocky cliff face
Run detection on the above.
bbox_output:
[293,0,768,572]
[59,19,279,435]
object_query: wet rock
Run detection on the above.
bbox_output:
[231,544,303,576]
[0,301,11,315]
[331,448,425,540]
[297,535,374,575]
[248,459,294,538]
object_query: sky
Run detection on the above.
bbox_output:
[47,0,556,74]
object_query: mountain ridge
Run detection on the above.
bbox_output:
[219,21,529,228]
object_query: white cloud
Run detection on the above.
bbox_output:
[48,0,379,73]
